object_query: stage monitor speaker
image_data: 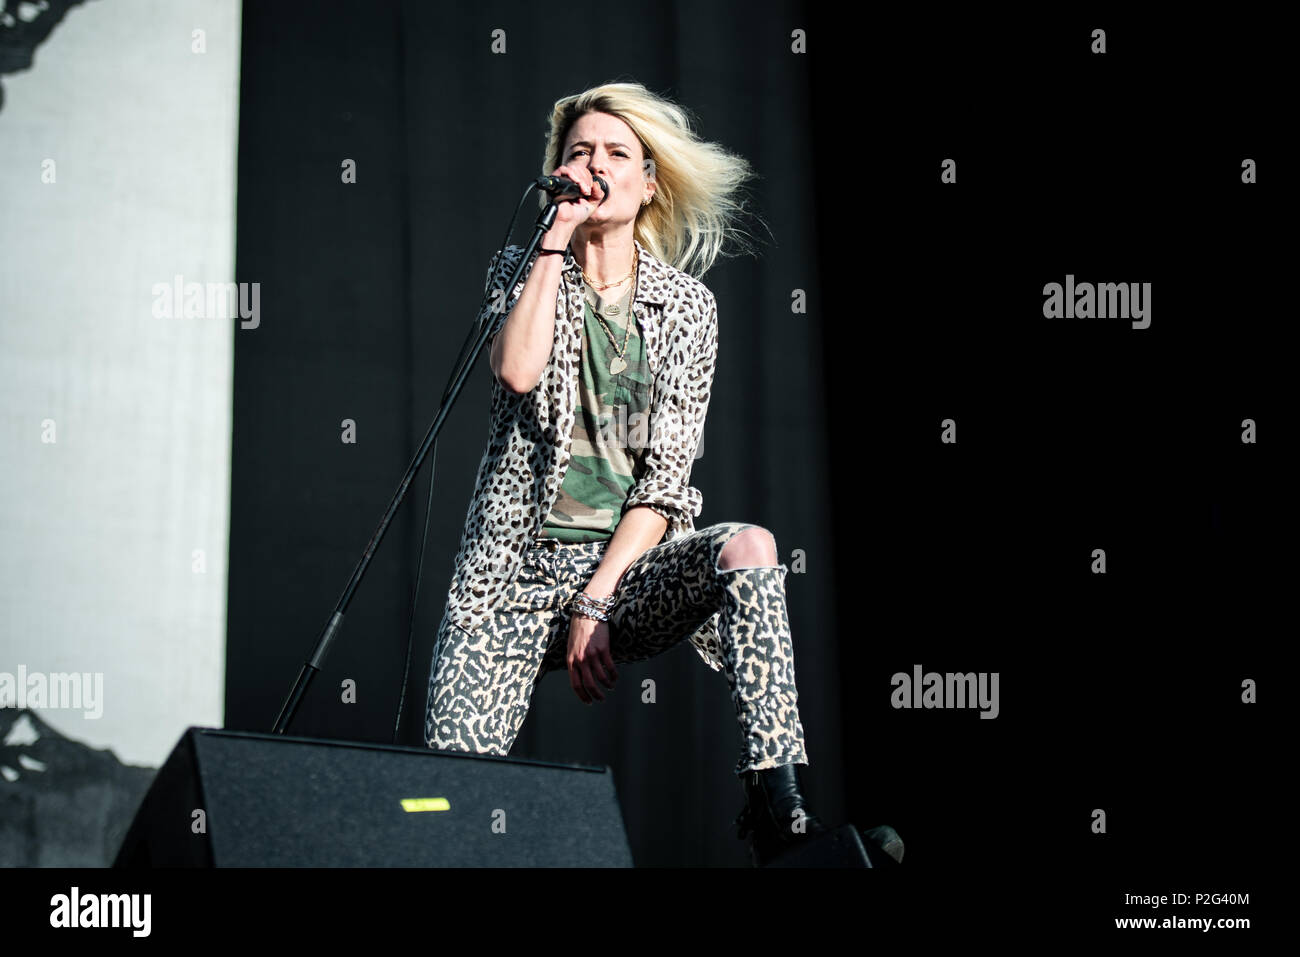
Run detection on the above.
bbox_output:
[113,727,633,867]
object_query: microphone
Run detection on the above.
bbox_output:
[536,174,609,203]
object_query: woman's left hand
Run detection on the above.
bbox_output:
[567,613,619,704]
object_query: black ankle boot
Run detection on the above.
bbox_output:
[734,763,828,866]
[861,824,905,865]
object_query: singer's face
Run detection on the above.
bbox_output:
[562,112,653,230]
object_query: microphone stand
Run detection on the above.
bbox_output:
[271,195,562,735]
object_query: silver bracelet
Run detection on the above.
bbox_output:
[570,591,615,622]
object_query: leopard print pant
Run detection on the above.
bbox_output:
[424,521,810,776]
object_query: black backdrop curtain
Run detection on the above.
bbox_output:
[229,0,839,867]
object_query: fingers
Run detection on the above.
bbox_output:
[569,660,604,704]
[583,662,606,703]
[567,617,616,704]
[567,653,614,703]
[599,647,619,689]
[583,654,618,699]
[570,166,594,197]
[587,652,610,687]
[568,661,592,704]
[567,639,595,703]
[553,165,597,200]
[577,644,608,701]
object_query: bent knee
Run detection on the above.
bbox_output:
[717,524,779,572]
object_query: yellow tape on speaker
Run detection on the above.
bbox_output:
[400,798,451,812]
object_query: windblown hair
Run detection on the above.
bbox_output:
[541,81,765,279]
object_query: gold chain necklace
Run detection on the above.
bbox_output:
[580,246,638,291]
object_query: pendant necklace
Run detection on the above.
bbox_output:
[582,247,639,375]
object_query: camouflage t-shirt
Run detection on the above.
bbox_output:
[540,281,653,542]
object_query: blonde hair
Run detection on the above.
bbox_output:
[541,81,764,280]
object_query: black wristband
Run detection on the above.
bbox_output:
[537,248,566,256]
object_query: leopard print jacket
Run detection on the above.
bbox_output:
[439,237,724,672]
